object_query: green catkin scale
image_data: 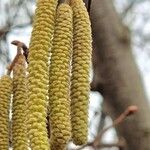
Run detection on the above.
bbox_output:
[49,3,73,150]
[12,54,28,150]
[27,0,58,149]
[0,75,12,149]
[70,0,92,145]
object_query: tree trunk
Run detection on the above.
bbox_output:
[90,0,150,149]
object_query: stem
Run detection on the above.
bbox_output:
[7,45,22,75]
[93,105,138,147]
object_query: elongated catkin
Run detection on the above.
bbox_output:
[0,75,12,149]
[70,0,92,145]
[12,54,28,150]
[27,0,58,149]
[49,3,73,150]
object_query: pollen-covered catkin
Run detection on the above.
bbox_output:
[27,0,58,149]
[70,0,92,145]
[0,75,12,149]
[12,54,28,150]
[49,3,73,150]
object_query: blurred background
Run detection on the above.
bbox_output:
[0,0,150,149]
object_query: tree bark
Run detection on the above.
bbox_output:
[90,0,150,149]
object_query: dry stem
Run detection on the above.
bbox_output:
[7,42,23,75]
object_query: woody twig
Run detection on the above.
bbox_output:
[7,44,22,75]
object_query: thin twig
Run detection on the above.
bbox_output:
[97,110,106,133]
[93,105,138,147]
[121,1,136,19]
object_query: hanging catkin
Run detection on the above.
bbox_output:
[70,0,92,145]
[27,0,58,149]
[49,3,72,150]
[0,75,12,149]
[12,53,28,150]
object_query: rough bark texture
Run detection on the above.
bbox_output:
[90,0,150,149]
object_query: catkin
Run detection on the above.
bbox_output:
[12,54,28,150]
[27,0,58,149]
[49,3,72,150]
[0,75,12,149]
[70,0,92,145]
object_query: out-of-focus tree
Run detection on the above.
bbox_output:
[91,0,150,149]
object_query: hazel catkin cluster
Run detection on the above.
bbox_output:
[0,0,92,149]
[49,3,73,150]
[12,53,28,150]
[0,75,12,150]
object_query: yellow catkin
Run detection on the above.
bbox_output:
[49,3,72,150]
[27,0,58,149]
[12,54,28,150]
[70,0,92,145]
[0,75,12,149]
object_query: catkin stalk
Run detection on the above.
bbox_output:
[0,75,12,149]
[27,0,58,149]
[70,0,92,145]
[49,3,73,150]
[12,54,28,150]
